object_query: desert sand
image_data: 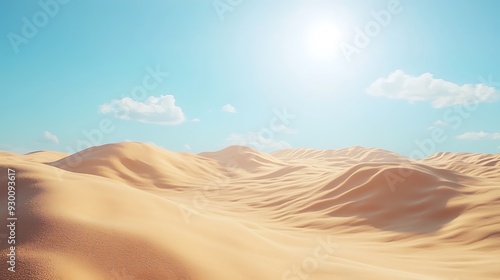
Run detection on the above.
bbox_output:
[1,142,499,279]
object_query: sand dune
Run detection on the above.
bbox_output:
[1,143,499,279]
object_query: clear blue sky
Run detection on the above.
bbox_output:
[1,0,499,156]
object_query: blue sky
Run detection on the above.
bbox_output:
[1,0,499,156]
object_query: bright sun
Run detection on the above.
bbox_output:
[306,21,340,60]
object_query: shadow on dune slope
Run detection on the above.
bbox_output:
[302,163,469,233]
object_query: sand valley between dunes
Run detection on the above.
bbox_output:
[1,142,499,279]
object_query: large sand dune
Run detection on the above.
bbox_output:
[1,142,499,279]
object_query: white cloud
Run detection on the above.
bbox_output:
[222,104,237,113]
[44,131,59,144]
[457,131,500,140]
[184,144,192,150]
[367,70,500,108]
[99,95,185,125]
[433,120,448,127]
[428,119,449,130]
[226,132,291,151]
[281,127,297,134]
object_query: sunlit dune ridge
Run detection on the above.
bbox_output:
[1,142,499,279]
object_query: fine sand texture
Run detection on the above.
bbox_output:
[1,142,499,279]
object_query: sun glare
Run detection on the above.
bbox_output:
[306,21,340,60]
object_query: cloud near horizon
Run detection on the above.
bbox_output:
[222,104,237,113]
[457,131,500,140]
[99,95,185,125]
[43,131,59,144]
[367,70,500,108]
[226,132,291,151]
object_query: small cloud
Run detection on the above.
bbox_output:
[222,104,236,113]
[184,144,192,150]
[433,120,448,127]
[99,95,185,125]
[191,118,201,122]
[226,132,291,151]
[44,131,59,144]
[367,70,500,108]
[428,120,449,130]
[457,131,500,140]
[457,131,488,140]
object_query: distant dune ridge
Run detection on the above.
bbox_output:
[1,142,499,279]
